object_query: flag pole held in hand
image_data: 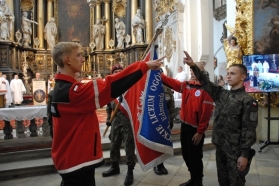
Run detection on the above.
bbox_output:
[103,96,123,137]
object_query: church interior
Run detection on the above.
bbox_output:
[0,0,279,185]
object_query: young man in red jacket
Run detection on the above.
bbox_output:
[161,63,214,186]
[50,42,163,186]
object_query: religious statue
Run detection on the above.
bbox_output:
[132,9,145,44]
[115,18,125,49]
[224,31,243,69]
[21,11,38,48]
[93,19,106,50]
[44,17,57,49]
[0,0,14,40]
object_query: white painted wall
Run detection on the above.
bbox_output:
[199,0,214,81]
[213,17,227,79]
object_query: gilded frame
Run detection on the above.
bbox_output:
[53,0,94,45]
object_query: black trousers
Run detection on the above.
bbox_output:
[60,165,95,186]
[180,123,205,180]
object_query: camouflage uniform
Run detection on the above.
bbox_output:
[106,101,136,166]
[191,65,258,186]
[163,85,175,129]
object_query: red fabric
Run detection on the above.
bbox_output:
[113,99,129,118]
[161,75,214,134]
[52,61,149,174]
[123,52,165,170]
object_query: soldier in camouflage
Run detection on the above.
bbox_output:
[183,51,258,186]
[153,85,176,175]
[102,65,136,186]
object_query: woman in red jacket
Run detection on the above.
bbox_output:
[161,63,214,186]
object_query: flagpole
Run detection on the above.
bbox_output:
[140,14,169,60]
[103,101,121,137]
[103,15,170,137]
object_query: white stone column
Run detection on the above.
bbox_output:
[198,0,214,81]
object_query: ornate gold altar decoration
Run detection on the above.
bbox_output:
[46,56,52,71]
[34,37,40,49]
[89,41,96,52]
[109,39,115,49]
[112,0,127,17]
[163,27,173,62]
[154,0,176,22]
[0,49,7,66]
[15,30,22,44]
[20,0,35,11]
[250,92,279,108]
[225,0,253,55]
[106,55,115,71]
[21,52,32,94]
[119,52,126,67]
[32,54,45,72]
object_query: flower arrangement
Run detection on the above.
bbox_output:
[260,80,274,91]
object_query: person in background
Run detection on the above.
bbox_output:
[10,74,26,106]
[50,42,163,186]
[2,74,12,107]
[216,75,225,87]
[33,72,44,81]
[161,62,214,186]
[183,51,258,186]
[102,64,136,186]
[174,66,187,99]
[263,60,270,73]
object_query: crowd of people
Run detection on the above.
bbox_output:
[0,72,49,107]
[0,72,26,107]
[0,41,258,186]
[45,42,258,186]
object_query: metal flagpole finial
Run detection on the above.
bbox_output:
[155,14,170,35]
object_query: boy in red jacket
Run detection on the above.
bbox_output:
[161,63,214,186]
[51,42,163,186]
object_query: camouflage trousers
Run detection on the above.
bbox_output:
[109,123,136,165]
[216,146,246,186]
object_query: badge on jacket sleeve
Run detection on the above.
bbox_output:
[250,101,258,121]
[195,90,201,97]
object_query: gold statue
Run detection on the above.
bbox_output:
[224,0,253,69]
[224,31,243,69]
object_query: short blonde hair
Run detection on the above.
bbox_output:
[51,42,82,68]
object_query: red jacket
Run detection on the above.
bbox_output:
[162,74,214,134]
[51,62,149,174]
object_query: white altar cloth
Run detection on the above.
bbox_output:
[0,105,47,121]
